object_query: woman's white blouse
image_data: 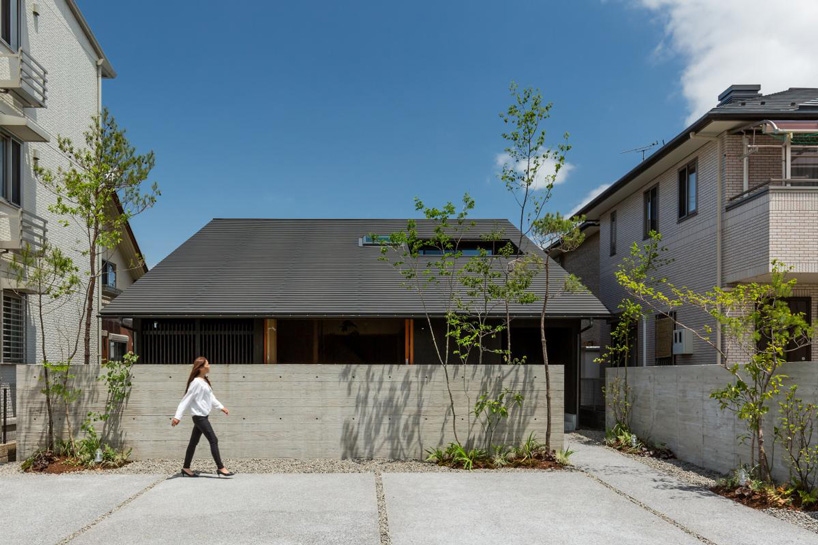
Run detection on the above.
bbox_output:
[174,377,224,420]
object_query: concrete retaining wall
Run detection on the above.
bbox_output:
[606,363,818,482]
[17,363,563,460]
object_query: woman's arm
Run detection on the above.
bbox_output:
[173,381,200,422]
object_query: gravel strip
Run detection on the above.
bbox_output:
[0,456,570,476]
[374,470,391,545]
[568,431,818,535]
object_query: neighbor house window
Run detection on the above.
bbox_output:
[0,134,21,206]
[1,0,20,50]
[790,146,818,179]
[643,186,658,238]
[101,260,117,289]
[609,211,617,256]
[2,291,25,363]
[678,160,698,220]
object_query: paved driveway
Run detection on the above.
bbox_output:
[2,441,817,545]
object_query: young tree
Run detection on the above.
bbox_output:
[35,108,159,364]
[379,195,476,445]
[614,243,812,483]
[529,214,585,450]
[9,243,80,450]
[498,83,582,451]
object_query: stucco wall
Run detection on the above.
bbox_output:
[17,363,564,459]
[606,363,818,482]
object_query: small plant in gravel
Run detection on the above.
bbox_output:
[712,465,818,512]
[425,433,570,470]
[605,425,674,460]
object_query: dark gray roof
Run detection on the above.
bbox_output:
[101,219,610,318]
[576,87,818,218]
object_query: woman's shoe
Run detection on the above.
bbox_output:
[217,469,235,477]
[181,469,198,478]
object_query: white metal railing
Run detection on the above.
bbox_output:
[0,48,47,108]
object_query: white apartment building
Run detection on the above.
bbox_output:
[0,0,144,383]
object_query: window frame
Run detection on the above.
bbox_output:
[101,260,117,290]
[2,290,25,363]
[643,185,659,239]
[677,159,698,221]
[0,0,20,51]
[0,131,22,207]
[609,210,617,256]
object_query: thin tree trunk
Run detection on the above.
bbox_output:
[38,290,54,450]
[506,299,512,361]
[540,258,552,452]
[83,227,99,365]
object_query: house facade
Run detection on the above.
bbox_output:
[101,218,609,432]
[558,85,818,425]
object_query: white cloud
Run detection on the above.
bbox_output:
[568,183,611,217]
[634,0,818,123]
[495,151,575,190]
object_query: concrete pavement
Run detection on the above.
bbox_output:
[570,437,818,545]
[2,449,817,545]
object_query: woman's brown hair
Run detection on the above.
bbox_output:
[185,356,213,393]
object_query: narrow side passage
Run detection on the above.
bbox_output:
[569,434,818,545]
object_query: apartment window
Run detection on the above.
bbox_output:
[0,134,22,206]
[2,291,25,363]
[609,211,617,256]
[643,186,658,238]
[790,146,818,180]
[1,0,20,50]
[102,260,117,290]
[678,160,698,220]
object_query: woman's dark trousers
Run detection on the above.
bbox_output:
[184,415,224,470]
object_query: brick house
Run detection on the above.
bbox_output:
[555,85,818,427]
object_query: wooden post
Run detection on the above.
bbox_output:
[409,318,414,365]
[264,319,278,364]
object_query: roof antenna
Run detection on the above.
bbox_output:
[621,141,659,162]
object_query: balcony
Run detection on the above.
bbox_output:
[0,49,47,108]
[723,180,818,284]
[0,200,47,252]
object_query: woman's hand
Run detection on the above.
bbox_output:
[221,407,229,416]
[171,418,180,427]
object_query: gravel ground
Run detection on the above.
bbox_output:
[0,456,569,477]
[567,430,818,535]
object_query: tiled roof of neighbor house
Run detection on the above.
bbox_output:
[100,218,610,318]
[575,86,818,218]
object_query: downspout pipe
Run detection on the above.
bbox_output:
[690,131,724,365]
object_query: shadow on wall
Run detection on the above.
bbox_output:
[19,364,131,453]
[339,364,544,459]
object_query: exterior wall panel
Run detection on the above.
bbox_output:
[17,363,565,459]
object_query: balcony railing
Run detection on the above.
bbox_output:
[0,49,47,108]
[0,202,47,251]
[728,178,818,207]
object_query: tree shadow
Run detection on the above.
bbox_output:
[338,363,544,459]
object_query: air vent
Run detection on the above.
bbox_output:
[717,84,761,106]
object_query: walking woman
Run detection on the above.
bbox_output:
[171,357,235,477]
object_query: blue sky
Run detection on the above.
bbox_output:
[77,0,818,267]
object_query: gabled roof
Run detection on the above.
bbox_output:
[100,218,610,318]
[576,87,818,219]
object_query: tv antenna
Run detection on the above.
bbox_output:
[621,141,659,162]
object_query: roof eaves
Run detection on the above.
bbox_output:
[65,0,116,78]
[575,107,818,219]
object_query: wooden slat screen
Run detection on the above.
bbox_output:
[140,319,254,364]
